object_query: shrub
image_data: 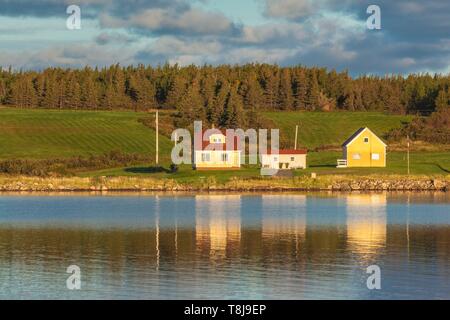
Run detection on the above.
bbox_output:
[0,151,151,177]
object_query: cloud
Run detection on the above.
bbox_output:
[100,7,238,36]
[0,43,136,70]
[135,36,223,65]
[0,0,109,18]
[0,0,449,75]
[263,0,354,20]
[94,32,136,45]
[264,0,317,20]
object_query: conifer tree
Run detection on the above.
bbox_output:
[278,68,294,110]
[293,69,307,110]
[435,89,449,112]
[165,75,187,109]
[223,81,245,128]
[81,75,98,110]
[306,70,320,110]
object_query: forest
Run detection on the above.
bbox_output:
[0,63,449,142]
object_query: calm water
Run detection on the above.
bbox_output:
[0,192,449,300]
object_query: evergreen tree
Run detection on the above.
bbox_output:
[80,75,98,110]
[278,68,294,110]
[293,69,307,110]
[222,81,245,128]
[1,63,450,118]
[435,89,449,112]
[240,71,263,110]
[212,80,230,126]
[174,79,205,127]
[306,70,320,110]
[261,67,278,109]
[65,73,81,109]
[41,74,59,108]
[201,74,217,125]
[165,75,187,109]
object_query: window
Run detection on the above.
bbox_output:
[201,153,210,162]
[364,137,369,143]
[352,153,361,160]
[372,153,380,160]
[290,157,295,161]
[221,153,228,162]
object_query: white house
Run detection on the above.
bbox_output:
[260,149,307,170]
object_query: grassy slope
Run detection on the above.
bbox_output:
[0,108,173,161]
[264,111,413,149]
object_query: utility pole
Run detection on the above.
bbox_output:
[407,134,410,175]
[294,125,299,150]
[156,110,159,165]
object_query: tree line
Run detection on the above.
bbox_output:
[1,63,449,129]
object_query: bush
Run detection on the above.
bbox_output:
[386,108,450,144]
[0,150,151,177]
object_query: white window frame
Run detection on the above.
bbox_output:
[364,137,369,143]
[352,153,361,160]
[371,153,380,160]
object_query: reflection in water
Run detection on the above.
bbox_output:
[262,195,306,238]
[195,195,241,259]
[345,194,387,258]
[0,193,449,299]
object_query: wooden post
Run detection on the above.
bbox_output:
[407,134,410,175]
[156,110,159,165]
[294,125,298,150]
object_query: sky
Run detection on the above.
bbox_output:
[0,0,449,75]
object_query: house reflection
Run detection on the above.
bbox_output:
[195,195,241,258]
[345,193,387,257]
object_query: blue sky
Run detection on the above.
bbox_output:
[0,0,449,75]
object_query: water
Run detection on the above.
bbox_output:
[0,192,448,300]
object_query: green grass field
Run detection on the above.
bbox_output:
[83,151,450,179]
[265,111,413,149]
[0,107,448,177]
[0,108,173,160]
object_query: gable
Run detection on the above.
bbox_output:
[343,127,386,147]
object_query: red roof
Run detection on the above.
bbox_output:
[194,129,241,151]
[263,149,307,155]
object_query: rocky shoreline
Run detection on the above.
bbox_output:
[0,176,447,192]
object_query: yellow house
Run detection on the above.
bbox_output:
[193,129,241,170]
[338,127,387,168]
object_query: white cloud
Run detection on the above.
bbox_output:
[264,0,317,20]
[100,7,235,35]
